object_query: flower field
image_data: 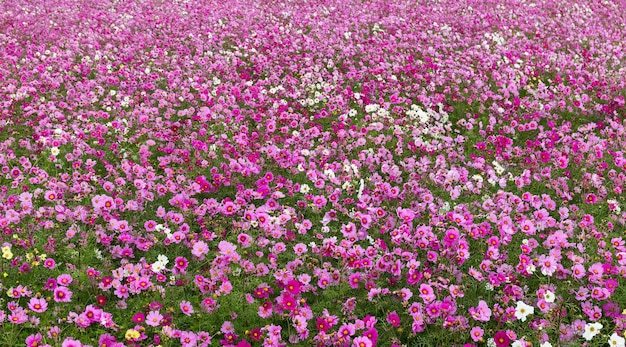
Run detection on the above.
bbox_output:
[1,0,626,346]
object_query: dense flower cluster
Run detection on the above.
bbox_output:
[0,0,626,346]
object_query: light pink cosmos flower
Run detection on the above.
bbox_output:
[146,310,163,327]
[8,308,28,324]
[396,207,415,223]
[469,300,492,322]
[218,240,237,257]
[538,254,557,276]
[180,331,197,347]
[352,336,373,347]
[191,241,209,258]
[470,326,484,342]
[57,274,73,286]
[61,337,83,347]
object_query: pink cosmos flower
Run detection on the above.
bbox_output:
[362,327,378,344]
[469,300,492,322]
[218,240,237,257]
[57,274,73,286]
[585,193,597,204]
[348,273,361,289]
[425,302,442,318]
[352,336,372,347]
[237,233,252,248]
[146,311,163,327]
[396,207,415,223]
[44,190,57,202]
[258,302,273,318]
[45,259,57,270]
[180,331,197,347]
[318,275,331,289]
[61,338,83,347]
[132,313,145,324]
[337,323,356,341]
[28,297,48,313]
[470,326,484,342]
[25,333,43,347]
[53,287,72,303]
[191,241,209,258]
[221,201,237,216]
[47,326,60,339]
[174,256,189,271]
[180,301,194,316]
[538,254,557,276]
[144,220,157,232]
[419,283,436,302]
[98,333,118,347]
[443,228,460,246]
[8,309,28,324]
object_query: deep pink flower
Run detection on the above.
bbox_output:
[387,311,401,327]
[282,294,297,311]
[348,273,361,289]
[494,330,511,347]
[585,193,597,204]
[132,313,145,324]
[174,256,189,271]
[316,317,329,332]
[286,279,301,295]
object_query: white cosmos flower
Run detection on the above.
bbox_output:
[157,255,169,265]
[151,262,164,273]
[365,104,379,113]
[583,322,602,341]
[514,301,534,322]
[609,332,626,347]
[299,184,310,194]
[543,290,555,303]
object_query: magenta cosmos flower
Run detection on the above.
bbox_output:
[494,330,511,347]
[386,311,401,327]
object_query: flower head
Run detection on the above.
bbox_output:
[583,322,602,341]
